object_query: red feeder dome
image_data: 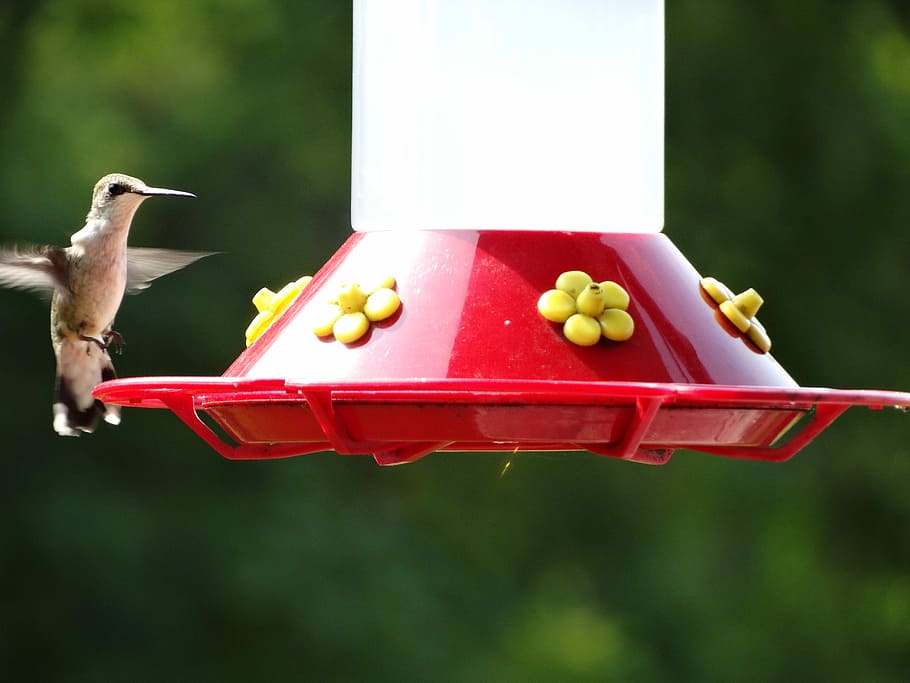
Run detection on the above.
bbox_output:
[94,230,910,465]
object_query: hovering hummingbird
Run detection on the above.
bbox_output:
[0,172,213,436]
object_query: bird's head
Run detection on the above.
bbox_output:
[87,173,195,224]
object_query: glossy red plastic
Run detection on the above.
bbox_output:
[94,231,910,465]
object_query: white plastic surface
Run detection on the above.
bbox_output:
[352,0,664,232]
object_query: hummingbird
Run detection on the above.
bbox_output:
[0,172,213,436]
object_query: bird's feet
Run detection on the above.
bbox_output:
[104,330,126,355]
[79,334,107,353]
[79,330,126,355]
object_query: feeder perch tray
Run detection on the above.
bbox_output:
[94,231,910,465]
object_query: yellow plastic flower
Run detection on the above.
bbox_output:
[314,276,400,344]
[538,271,634,346]
[700,277,771,353]
[244,276,312,347]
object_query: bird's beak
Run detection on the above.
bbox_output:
[138,186,196,199]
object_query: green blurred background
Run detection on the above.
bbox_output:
[1,1,909,680]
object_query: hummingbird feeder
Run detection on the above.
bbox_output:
[95,1,910,465]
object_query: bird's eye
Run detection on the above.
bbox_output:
[107,183,126,196]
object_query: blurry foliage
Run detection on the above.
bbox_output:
[1,1,909,681]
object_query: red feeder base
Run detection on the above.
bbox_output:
[94,231,910,465]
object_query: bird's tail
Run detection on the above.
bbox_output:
[53,339,120,436]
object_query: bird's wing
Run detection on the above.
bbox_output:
[0,245,68,297]
[125,247,217,294]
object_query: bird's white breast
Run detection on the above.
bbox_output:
[65,230,128,335]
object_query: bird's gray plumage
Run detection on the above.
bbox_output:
[0,172,213,436]
[0,245,68,295]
